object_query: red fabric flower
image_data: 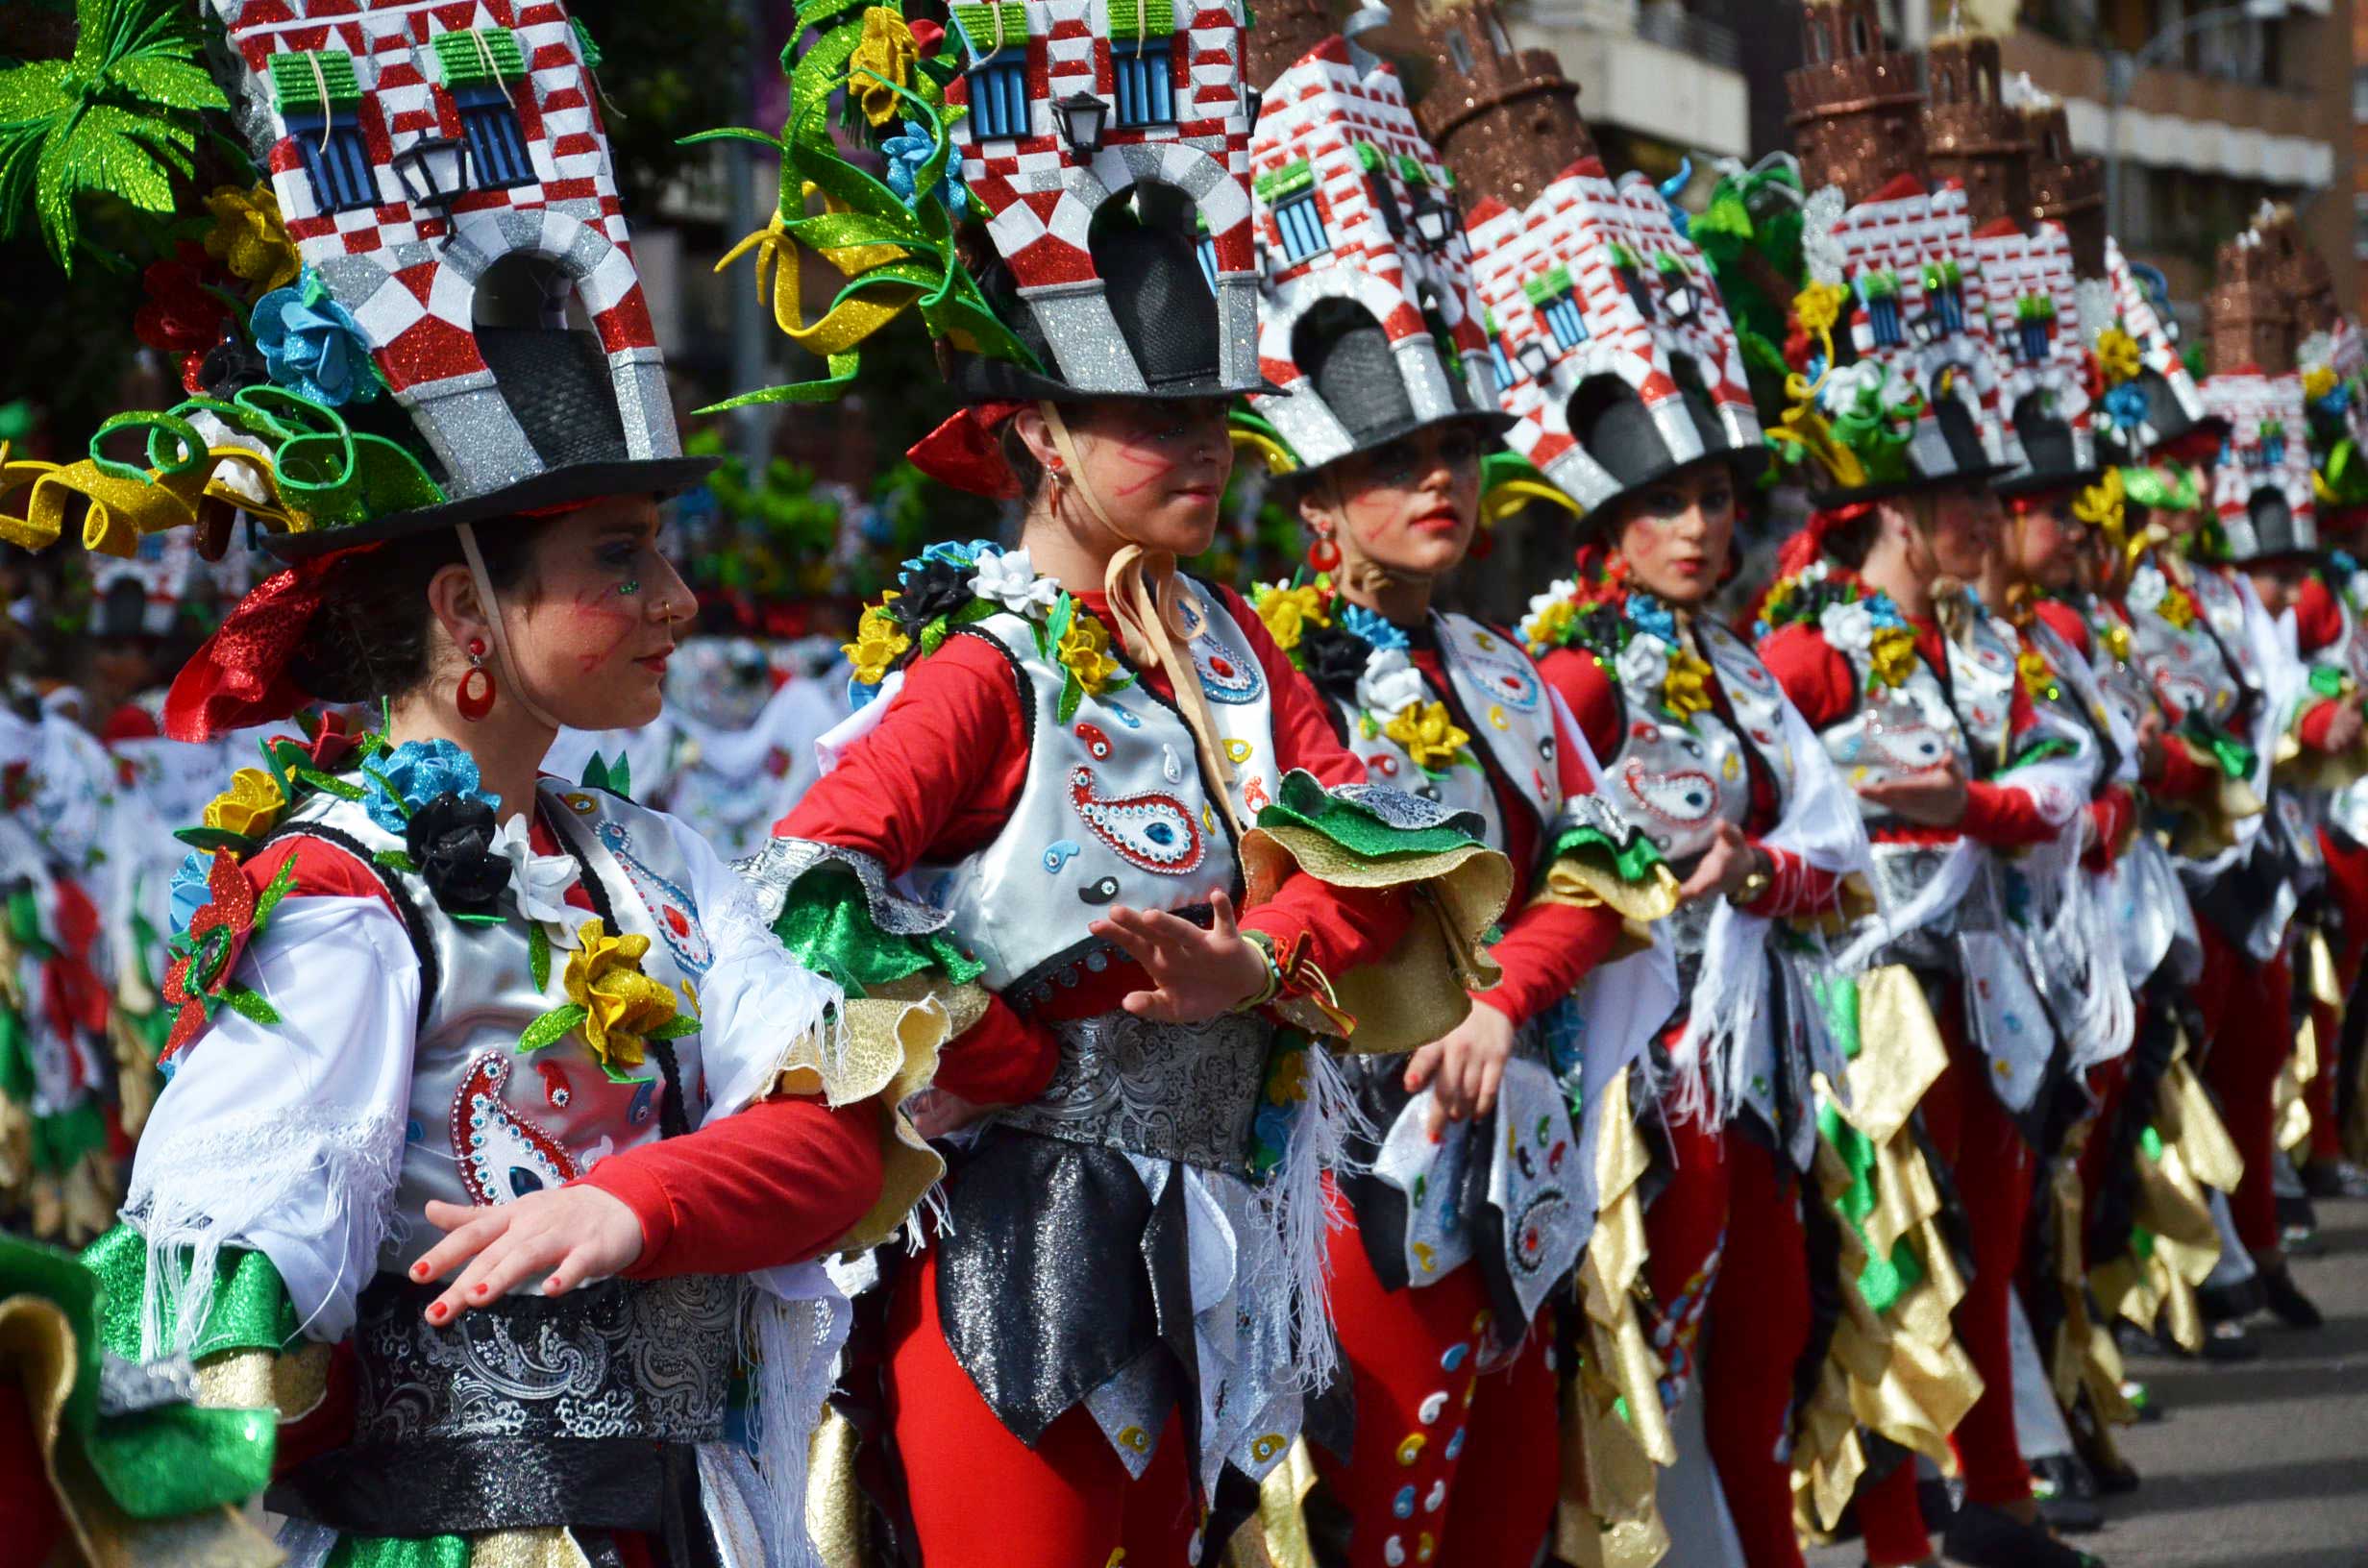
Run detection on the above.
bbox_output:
[295,707,364,772]
[134,242,234,395]
[160,851,289,1063]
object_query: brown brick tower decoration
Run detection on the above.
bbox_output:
[2207,233,2297,375]
[2018,95,2106,279]
[1787,0,1926,207]
[2254,204,2341,338]
[1244,0,1340,92]
[1411,0,1591,211]
[1921,27,2027,230]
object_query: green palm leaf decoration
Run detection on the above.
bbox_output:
[0,0,228,272]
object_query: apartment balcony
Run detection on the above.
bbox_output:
[1507,0,1752,159]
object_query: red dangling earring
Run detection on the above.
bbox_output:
[456,637,496,723]
[1307,530,1341,575]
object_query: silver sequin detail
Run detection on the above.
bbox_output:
[736,837,954,935]
[994,1011,1275,1176]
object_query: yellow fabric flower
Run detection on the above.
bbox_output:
[1385,700,1471,772]
[2094,327,2141,387]
[203,184,299,298]
[1522,598,1576,653]
[2160,585,2198,631]
[1254,582,1330,651]
[2305,366,2338,404]
[2102,622,2133,662]
[562,920,681,1074]
[1661,647,1713,718]
[845,594,911,687]
[202,768,286,838]
[1057,611,1125,694]
[2073,466,2125,540]
[1266,1049,1310,1106]
[1868,626,1919,689]
[2017,649,2060,704]
[848,7,920,126]
[1793,281,1849,338]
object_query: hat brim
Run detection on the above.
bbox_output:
[262,456,721,561]
[1294,406,1519,478]
[1993,462,2107,499]
[1809,458,2018,508]
[1583,440,1775,519]
[949,352,1282,404]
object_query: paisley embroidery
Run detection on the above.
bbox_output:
[451,1053,579,1206]
[1457,636,1542,712]
[1074,722,1114,761]
[1070,768,1206,874]
[1043,840,1084,872]
[1850,710,1951,772]
[595,820,712,975]
[1616,756,1719,830]
[1175,593,1268,704]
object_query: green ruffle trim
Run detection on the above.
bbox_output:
[84,1224,303,1364]
[2180,717,2257,780]
[1255,770,1489,860]
[1544,821,1667,886]
[326,1535,473,1568]
[1995,735,2079,774]
[1,1230,278,1522]
[770,865,983,999]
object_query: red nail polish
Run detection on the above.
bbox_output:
[428,1304,446,1322]
[472,1283,489,1298]
[411,1262,428,1280]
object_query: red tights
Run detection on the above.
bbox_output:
[1858,980,2035,1567]
[1643,1114,1814,1568]
[2195,923,2294,1254]
[882,1243,1198,1567]
[1313,1193,1561,1568]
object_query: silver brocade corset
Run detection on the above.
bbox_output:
[267,786,714,1277]
[2127,557,2247,730]
[994,1010,1275,1177]
[349,1271,741,1449]
[921,589,1284,1005]
[1601,620,1797,867]
[1338,612,1563,849]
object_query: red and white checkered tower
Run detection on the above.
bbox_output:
[202,0,675,500]
[1245,24,1492,469]
[2203,223,2316,543]
[944,0,1259,392]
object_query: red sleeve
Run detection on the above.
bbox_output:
[1221,583,1365,789]
[582,1095,885,1278]
[1473,903,1624,1027]
[2033,600,2092,658]
[2086,784,2136,870]
[2298,698,2348,752]
[2152,733,2215,800]
[927,997,1059,1106]
[1959,779,2064,845]
[1739,849,1846,919]
[1216,585,1415,978]
[240,834,398,915]
[1535,646,1621,764]
[2295,576,2345,656]
[100,704,158,744]
[774,638,1028,869]
[1757,625,1858,731]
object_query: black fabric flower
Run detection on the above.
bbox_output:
[407,792,509,916]
[889,558,974,634]
[1298,623,1369,707]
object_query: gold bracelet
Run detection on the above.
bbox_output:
[1235,928,1284,1013]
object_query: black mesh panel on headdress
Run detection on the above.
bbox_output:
[475,327,631,471]
[1296,304,1421,453]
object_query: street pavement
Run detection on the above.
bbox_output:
[1808,1194,2368,1568]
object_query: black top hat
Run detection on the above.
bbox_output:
[949,219,1275,404]
[1275,304,1513,471]
[265,327,714,561]
[1565,369,1768,517]
[1994,392,2102,498]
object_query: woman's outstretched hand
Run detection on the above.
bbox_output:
[1403,999,1517,1140]
[1091,889,1271,1024]
[410,1188,645,1324]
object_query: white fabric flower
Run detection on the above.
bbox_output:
[1615,635,1668,692]
[1819,600,1875,653]
[490,817,584,945]
[970,547,1060,616]
[1357,648,1428,717]
[2127,563,2167,613]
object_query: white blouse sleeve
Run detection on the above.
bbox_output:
[658,811,846,1121]
[122,894,421,1356]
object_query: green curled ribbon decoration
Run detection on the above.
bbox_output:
[2179,714,2256,780]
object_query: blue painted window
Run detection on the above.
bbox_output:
[285,110,377,211]
[1113,39,1173,126]
[1488,336,1513,387]
[970,59,1030,139]
[1273,191,1327,263]
[455,83,533,187]
[1542,291,1587,350]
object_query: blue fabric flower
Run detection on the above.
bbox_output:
[2332,551,2359,578]
[1865,592,1908,630]
[1626,592,1676,646]
[252,270,382,407]
[2100,382,2149,432]
[905,537,993,574]
[1339,603,1408,651]
[362,739,499,835]
[167,850,214,940]
[2317,381,2353,418]
[880,120,968,218]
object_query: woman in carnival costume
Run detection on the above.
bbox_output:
[0,0,939,1560]
[1702,135,2107,1564]
[1510,232,1874,1568]
[1229,30,1681,1555]
[718,2,1511,1561]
